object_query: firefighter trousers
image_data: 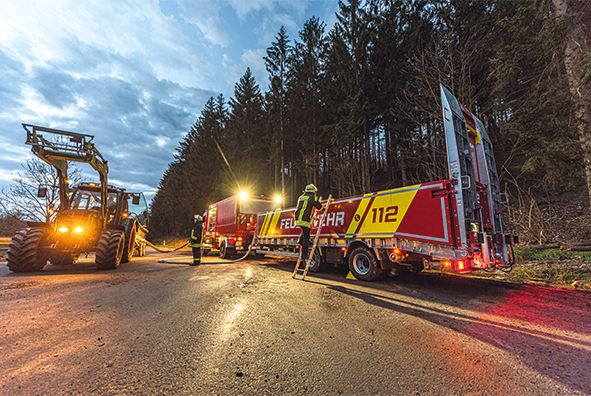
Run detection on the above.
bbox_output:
[298,226,311,260]
[191,247,201,266]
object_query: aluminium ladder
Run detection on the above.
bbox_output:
[292,195,332,280]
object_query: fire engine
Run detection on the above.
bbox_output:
[202,192,281,258]
[252,85,516,280]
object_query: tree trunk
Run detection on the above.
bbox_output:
[553,0,591,217]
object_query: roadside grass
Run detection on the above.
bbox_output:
[0,241,8,260]
[509,265,591,289]
[514,247,591,263]
[507,247,591,290]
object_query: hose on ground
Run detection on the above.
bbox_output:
[145,239,189,253]
[158,238,256,265]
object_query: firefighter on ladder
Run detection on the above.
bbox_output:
[188,214,204,266]
[294,184,324,262]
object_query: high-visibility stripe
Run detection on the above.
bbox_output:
[354,195,376,234]
[268,211,282,235]
[295,219,311,228]
[346,193,373,234]
[261,213,272,235]
[296,197,308,223]
[354,186,420,235]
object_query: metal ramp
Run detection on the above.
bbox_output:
[440,85,511,268]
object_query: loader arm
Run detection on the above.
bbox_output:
[23,124,109,225]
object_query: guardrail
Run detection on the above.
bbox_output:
[0,237,9,256]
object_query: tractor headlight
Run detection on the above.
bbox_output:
[58,226,69,233]
[73,227,84,234]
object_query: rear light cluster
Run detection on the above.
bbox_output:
[442,260,472,273]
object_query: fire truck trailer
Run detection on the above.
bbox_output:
[252,85,515,281]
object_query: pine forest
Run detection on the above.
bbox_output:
[149,0,591,246]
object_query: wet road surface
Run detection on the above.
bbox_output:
[1,249,590,395]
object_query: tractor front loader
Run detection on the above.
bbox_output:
[6,124,148,272]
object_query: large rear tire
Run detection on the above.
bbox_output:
[348,246,382,281]
[95,230,125,270]
[7,228,48,273]
[121,222,136,263]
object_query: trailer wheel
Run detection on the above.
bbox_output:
[219,240,234,259]
[95,230,125,270]
[7,228,49,273]
[306,250,324,273]
[121,222,136,263]
[348,246,381,281]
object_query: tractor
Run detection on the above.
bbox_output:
[6,124,149,272]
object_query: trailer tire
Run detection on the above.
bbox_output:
[7,228,49,273]
[219,240,234,259]
[306,250,324,273]
[95,230,125,270]
[121,222,136,263]
[348,246,381,281]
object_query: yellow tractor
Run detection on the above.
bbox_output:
[6,124,149,272]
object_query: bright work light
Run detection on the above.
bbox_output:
[274,196,282,203]
[74,227,84,233]
[239,191,248,200]
[58,226,68,233]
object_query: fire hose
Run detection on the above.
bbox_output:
[156,237,257,265]
[145,239,189,253]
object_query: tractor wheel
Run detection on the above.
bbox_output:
[306,249,324,273]
[348,246,382,281]
[7,228,49,273]
[49,252,79,266]
[95,230,125,270]
[121,222,136,263]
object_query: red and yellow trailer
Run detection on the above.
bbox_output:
[253,85,515,280]
[255,180,470,280]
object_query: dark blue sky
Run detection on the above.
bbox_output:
[0,0,338,201]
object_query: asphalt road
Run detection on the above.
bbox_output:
[1,249,590,395]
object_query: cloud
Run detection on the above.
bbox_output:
[0,0,340,205]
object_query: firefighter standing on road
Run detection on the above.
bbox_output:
[294,184,323,262]
[188,214,204,266]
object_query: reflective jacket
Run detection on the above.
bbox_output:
[294,192,323,228]
[188,221,203,248]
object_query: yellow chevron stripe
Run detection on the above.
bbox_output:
[346,193,373,234]
[260,213,272,235]
[356,185,420,234]
[268,211,282,236]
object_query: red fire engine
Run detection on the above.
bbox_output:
[252,85,516,280]
[202,193,281,258]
